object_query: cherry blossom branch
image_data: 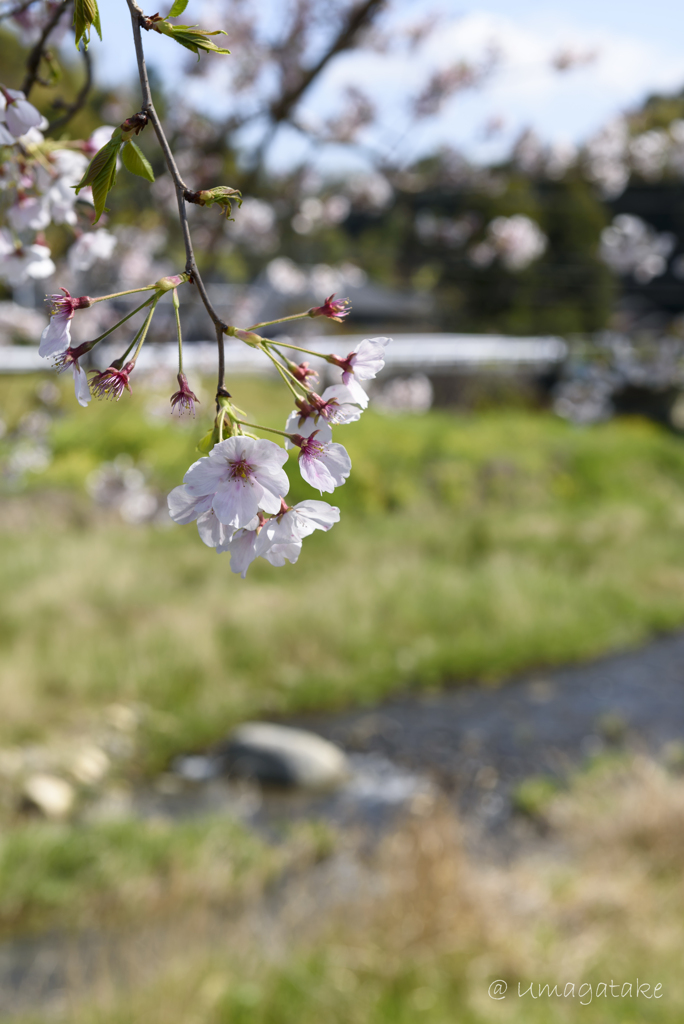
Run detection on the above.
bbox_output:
[124,0,229,398]
[21,0,70,97]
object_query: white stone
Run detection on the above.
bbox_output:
[23,773,75,818]
[222,722,349,789]
[70,746,110,785]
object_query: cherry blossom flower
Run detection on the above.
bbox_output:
[170,372,199,416]
[0,88,42,138]
[285,384,364,437]
[290,361,318,385]
[329,337,389,393]
[308,294,352,322]
[8,195,51,233]
[39,289,91,359]
[68,229,116,273]
[220,523,263,577]
[290,431,351,493]
[53,345,92,407]
[183,436,289,528]
[0,229,55,285]
[260,498,340,546]
[90,362,135,400]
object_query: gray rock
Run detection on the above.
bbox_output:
[219,722,349,789]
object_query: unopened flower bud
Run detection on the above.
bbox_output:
[154,274,187,292]
[230,328,262,347]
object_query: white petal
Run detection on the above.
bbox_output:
[226,529,259,577]
[39,316,71,358]
[183,455,227,496]
[293,499,340,531]
[262,541,302,566]
[345,378,369,408]
[321,443,352,486]
[196,509,226,548]
[299,454,337,493]
[212,478,260,528]
[73,364,91,407]
[168,485,212,524]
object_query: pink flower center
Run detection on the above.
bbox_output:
[292,433,327,460]
[229,457,254,480]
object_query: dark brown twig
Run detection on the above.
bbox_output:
[21,0,70,97]
[124,0,228,396]
[47,44,91,133]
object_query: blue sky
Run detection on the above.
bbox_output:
[93,0,684,170]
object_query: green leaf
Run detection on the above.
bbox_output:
[167,0,189,16]
[73,134,121,192]
[121,141,155,182]
[197,427,218,454]
[90,146,119,223]
[73,0,102,50]
[158,21,230,58]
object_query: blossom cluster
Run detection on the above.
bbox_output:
[4,3,390,580]
[0,84,116,288]
[35,263,389,574]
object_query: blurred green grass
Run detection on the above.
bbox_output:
[3,374,684,767]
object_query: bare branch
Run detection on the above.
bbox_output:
[21,0,70,98]
[268,0,385,126]
[125,0,229,396]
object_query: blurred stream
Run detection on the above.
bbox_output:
[2,629,684,1014]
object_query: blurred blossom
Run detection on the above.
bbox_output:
[86,456,159,524]
[512,129,546,176]
[0,230,55,285]
[600,214,675,283]
[470,215,547,271]
[267,257,308,295]
[292,194,350,234]
[345,172,393,211]
[415,211,476,248]
[7,441,51,475]
[8,195,51,233]
[68,229,117,273]
[230,197,278,253]
[545,141,577,179]
[584,118,629,197]
[372,374,433,415]
[114,227,168,287]
[629,130,670,181]
[0,301,46,344]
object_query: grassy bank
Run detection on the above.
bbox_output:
[3,376,684,764]
[13,756,684,1023]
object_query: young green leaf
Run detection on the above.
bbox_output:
[167,0,189,16]
[157,21,230,58]
[121,141,155,182]
[89,145,119,222]
[73,134,121,192]
[73,0,102,50]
